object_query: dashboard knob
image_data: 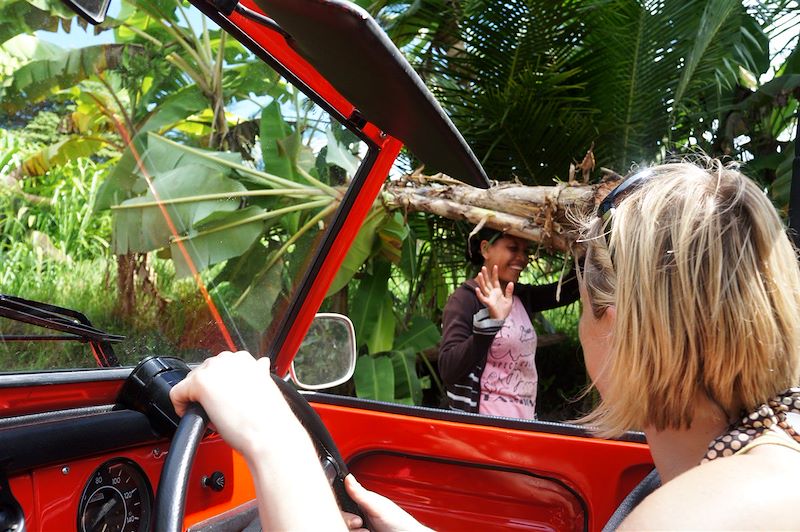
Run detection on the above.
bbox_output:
[202,471,226,492]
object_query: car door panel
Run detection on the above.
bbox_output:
[350,452,586,531]
[309,396,653,531]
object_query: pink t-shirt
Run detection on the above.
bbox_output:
[479,295,538,419]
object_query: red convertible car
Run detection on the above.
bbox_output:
[0,0,656,530]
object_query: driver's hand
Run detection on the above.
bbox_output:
[170,351,346,531]
[169,350,300,458]
[343,475,433,532]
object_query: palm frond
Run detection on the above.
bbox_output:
[420,0,592,182]
[575,0,771,169]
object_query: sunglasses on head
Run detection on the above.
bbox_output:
[597,170,652,220]
[594,169,653,263]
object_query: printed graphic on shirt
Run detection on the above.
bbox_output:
[479,295,538,419]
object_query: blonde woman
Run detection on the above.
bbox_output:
[576,160,800,528]
[171,159,800,530]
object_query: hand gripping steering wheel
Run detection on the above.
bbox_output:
[154,374,363,532]
[118,356,362,532]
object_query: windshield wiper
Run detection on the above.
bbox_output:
[0,294,123,367]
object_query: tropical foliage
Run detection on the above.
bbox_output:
[347,0,800,413]
[2,0,800,417]
[363,0,798,197]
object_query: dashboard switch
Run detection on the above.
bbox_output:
[202,471,225,492]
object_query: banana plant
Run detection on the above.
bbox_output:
[346,213,446,406]
[0,0,282,315]
[106,89,362,326]
[0,0,76,45]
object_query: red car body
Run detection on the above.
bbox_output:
[0,1,654,530]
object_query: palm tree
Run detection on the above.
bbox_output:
[365,0,793,186]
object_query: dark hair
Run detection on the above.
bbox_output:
[466,229,504,266]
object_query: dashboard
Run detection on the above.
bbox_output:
[0,406,258,531]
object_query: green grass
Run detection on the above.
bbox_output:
[0,248,226,370]
[0,128,199,370]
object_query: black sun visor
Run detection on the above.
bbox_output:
[250,0,490,189]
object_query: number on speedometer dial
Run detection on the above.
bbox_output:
[78,459,153,532]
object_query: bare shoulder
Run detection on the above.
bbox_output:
[620,445,800,530]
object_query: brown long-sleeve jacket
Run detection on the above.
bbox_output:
[439,274,579,413]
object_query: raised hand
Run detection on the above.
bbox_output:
[475,265,514,320]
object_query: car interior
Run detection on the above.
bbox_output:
[0,0,658,530]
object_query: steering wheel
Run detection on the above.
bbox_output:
[152,373,363,532]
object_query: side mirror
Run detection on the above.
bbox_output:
[60,0,111,25]
[290,313,356,390]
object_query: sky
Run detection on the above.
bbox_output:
[34,6,262,117]
[36,22,114,48]
[35,3,217,51]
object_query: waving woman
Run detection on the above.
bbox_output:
[438,231,579,419]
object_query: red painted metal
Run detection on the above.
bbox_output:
[7,475,34,530]
[312,401,654,532]
[235,0,357,121]
[6,436,255,531]
[351,454,584,531]
[182,446,257,529]
[0,380,122,418]
[1,379,651,530]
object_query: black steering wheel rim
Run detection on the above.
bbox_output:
[153,374,361,532]
[154,404,208,532]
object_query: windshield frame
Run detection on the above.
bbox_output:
[190,0,406,373]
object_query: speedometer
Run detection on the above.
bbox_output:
[77,458,153,532]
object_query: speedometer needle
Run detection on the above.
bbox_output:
[90,497,118,530]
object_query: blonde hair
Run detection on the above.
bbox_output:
[581,159,800,436]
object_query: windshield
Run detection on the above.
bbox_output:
[0,13,371,372]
